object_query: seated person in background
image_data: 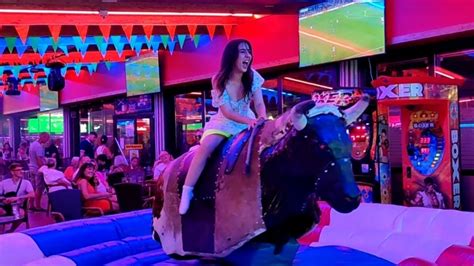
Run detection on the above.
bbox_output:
[90,160,109,193]
[0,163,35,232]
[64,156,80,181]
[128,157,144,183]
[96,154,110,174]
[39,158,71,193]
[76,162,117,213]
[153,151,173,181]
[72,155,91,182]
[112,155,129,174]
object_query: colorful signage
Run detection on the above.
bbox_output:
[115,94,152,115]
[376,83,424,100]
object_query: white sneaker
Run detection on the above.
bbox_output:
[179,185,194,215]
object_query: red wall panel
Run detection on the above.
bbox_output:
[386,0,474,44]
[161,14,299,86]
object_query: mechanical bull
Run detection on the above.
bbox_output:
[152,95,370,261]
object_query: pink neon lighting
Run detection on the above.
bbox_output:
[284,77,333,90]
[0,9,254,17]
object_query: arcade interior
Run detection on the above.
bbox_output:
[0,0,473,265]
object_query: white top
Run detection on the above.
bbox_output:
[39,166,70,193]
[0,178,33,204]
[204,69,264,136]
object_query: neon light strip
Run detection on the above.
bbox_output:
[0,9,254,17]
[435,70,455,79]
[460,123,474,128]
[459,98,474,103]
[283,77,333,90]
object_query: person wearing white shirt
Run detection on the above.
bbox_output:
[39,158,71,193]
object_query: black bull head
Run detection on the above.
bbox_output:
[153,96,370,257]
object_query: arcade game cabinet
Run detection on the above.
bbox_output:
[372,76,463,209]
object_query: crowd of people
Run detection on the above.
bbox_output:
[0,131,175,230]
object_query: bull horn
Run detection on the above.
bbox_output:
[343,94,370,125]
[290,100,315,131]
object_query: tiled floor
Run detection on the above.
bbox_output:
[1,196,55,233]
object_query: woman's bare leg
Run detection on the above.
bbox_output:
[179,134,225,214]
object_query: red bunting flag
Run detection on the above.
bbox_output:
[206,25,216,40]
[76,25,89,42]
[15,25,30,45]
[48,25,62,43]
[99,25,112,42]
[143,25,154,42]
[223,25,233,39]
[187,24,198,38]
[166,25,176,41]
[122,25,134,42]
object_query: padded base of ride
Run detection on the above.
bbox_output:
[293,245,395,266]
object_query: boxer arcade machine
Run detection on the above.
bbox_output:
[372,76,462,209]
[312,89,378,203]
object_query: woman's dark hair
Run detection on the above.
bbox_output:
[77,162,98,187]
[214,39,254,100]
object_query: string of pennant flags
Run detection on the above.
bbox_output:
[0,24,233,86]
[0,24,232,59]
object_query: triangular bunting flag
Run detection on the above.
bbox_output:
[143,25,154,42]
[15,25,30,45]
[59,45,69,56]
[99,43,108,58]
[16,45,28,58]
[28,37,40,53]
[5,37,17,53]
[60,67,67,77]
[166,25,176,41]
[130,35,138,48]
[12,66,21,78]
[73,36,83,52]
[51,38,59,52]
[43,68,50,77]
[0,44,6,55]
[38,43,48,57]
[122,25,134,42]
[193,34,201,48]
[105,61,112,71]
[74,64,82,76]
[168,40,176,55]
[133,42,143,57]
[86,64,95,76]
[187,24,198,38]
[177,35,186,49]
[206,25,216,40]
[223,25,233,39]
[90,63,98,72]
[76,25,89,42]
[80,44,89,58]
[160,35,169,49]
[151,40,160,54]
[110,36,122,47]
[94,36,105,47]
[48,25,62,43]
[0,66,4,76]
[99,25,112,42]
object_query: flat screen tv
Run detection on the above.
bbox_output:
[125,53,161,97]
[299,0,385,67]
